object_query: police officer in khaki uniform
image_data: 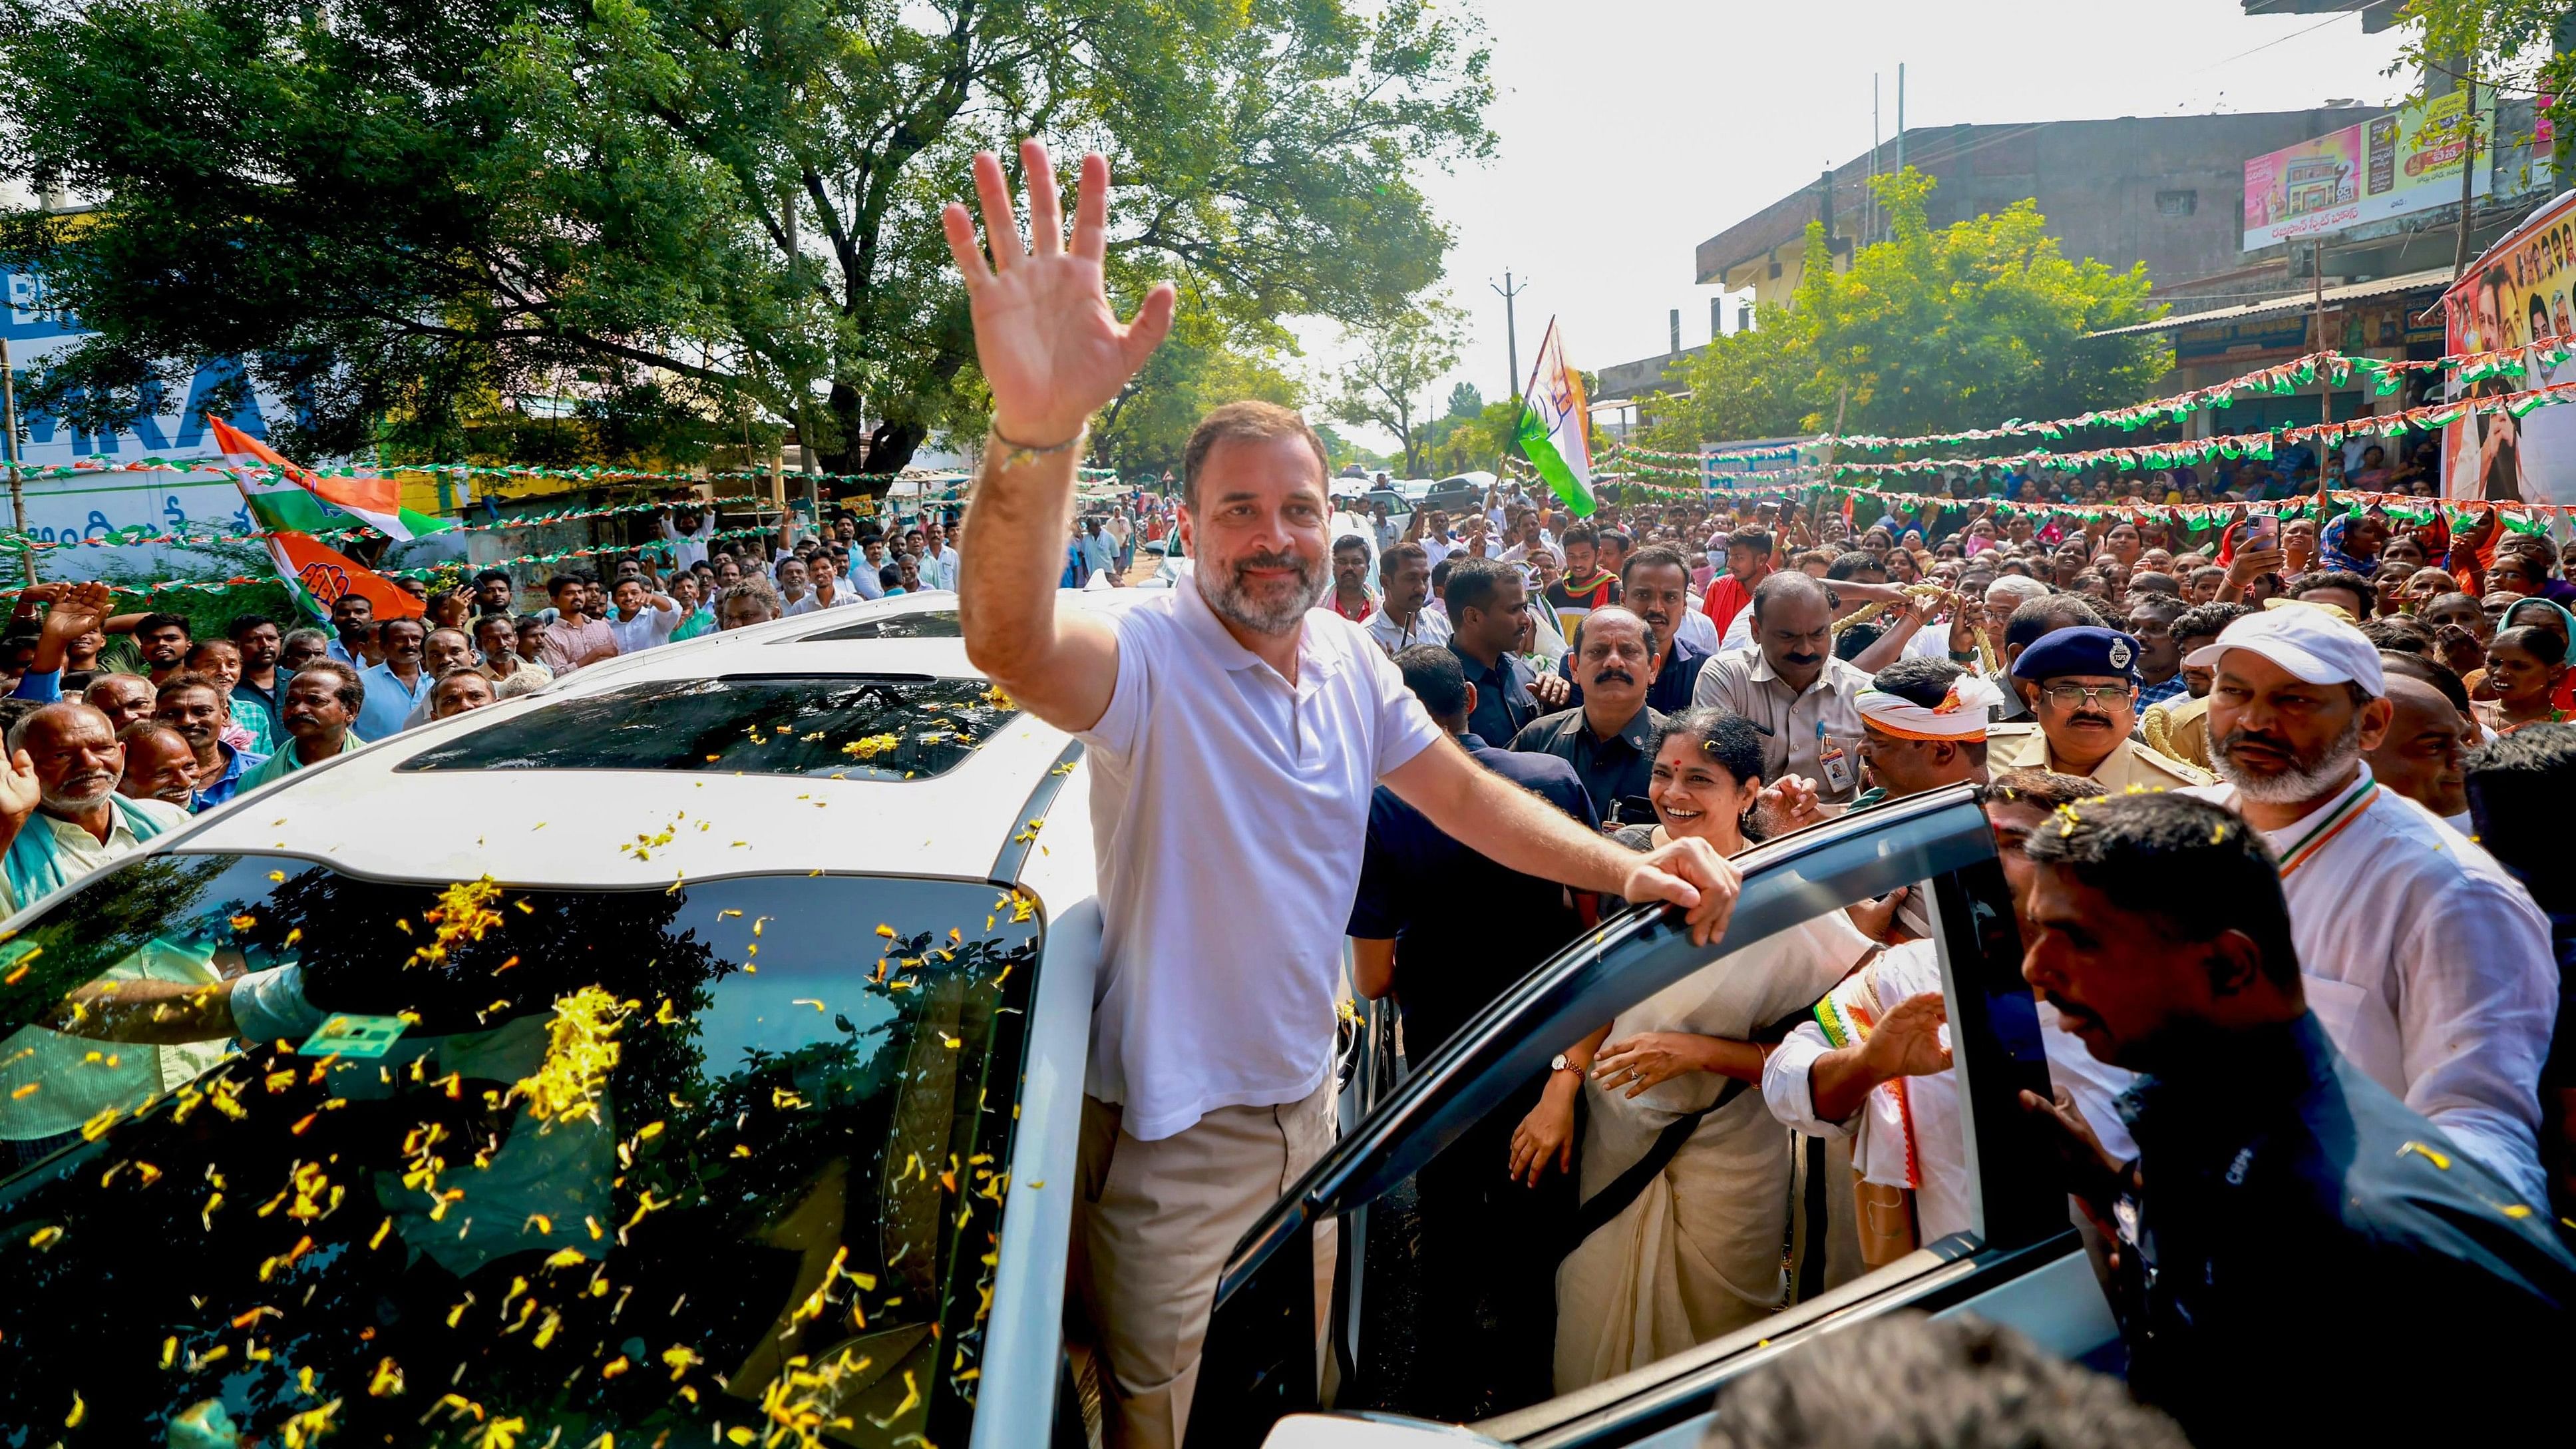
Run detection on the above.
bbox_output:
[1988,625,2213,791]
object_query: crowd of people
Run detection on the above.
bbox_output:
[0,134,2566,1449]
[937,142,2570,1449]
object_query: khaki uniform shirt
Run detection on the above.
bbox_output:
[2141,694,2214,770]
[1987,720,2214,791]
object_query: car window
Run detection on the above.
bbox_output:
[0,855,1040,1447]
[1340,901,1984,1424]
[396,675,1017,779]
[797,611,964,641]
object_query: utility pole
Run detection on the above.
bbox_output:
[1,336,28,586]
[1895,63,1906,175]
[1871,73,1881,242]
[2312,237,2331,503]
[2452,70,2480,282]
[1491,270,1528,403]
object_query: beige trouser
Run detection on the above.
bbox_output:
[1069,1080,1338,1449]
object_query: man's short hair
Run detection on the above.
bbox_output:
[154,672,226,707]
[2020,791,2302,990]
[1380,542,1427,580]
[1179,401,1328,509]
[2379,650,2472,716]
[1332,533,1371,556]
[2126,592,2186,623]
[717,578,783,618]
[1826,550,1882,581]
[2360,615,2437,656]
[1429,558,1454,591]
[2294,568,2376,618]
[1704,1311,2189,1449]
[1726,528,1773,556]
[1561,522,1599,552]
[224,613,278,642]
[374,616,424,643]
[546,574,586,598]
[1976,767,2107,813]
[2171,600,2252,644]
[1751,569,1828,620]
[1620,544,1691,587]
[1984,574,2051,610]
[2463,722,2575,901]
[472,568,512,587]
[1443,556,1514,619]
[1871,656,1966,708]
[279,626,333,656]
[2004,594,2107,650]
[1597,528,1629,552]
[2127,571,2183,598]
[136,611,190,638]
[292,660,367,714]
[116,720,188,751]
[1392,644,1471,722]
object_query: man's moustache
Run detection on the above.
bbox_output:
[1591,670,1636,687]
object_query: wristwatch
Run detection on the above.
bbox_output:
[1551,1053,1581,1074]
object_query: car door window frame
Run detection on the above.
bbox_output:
[1187,787,2067,1446]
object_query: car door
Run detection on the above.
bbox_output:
[1183,787,2118,1448]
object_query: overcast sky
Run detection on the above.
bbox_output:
[1310,0,2418,453]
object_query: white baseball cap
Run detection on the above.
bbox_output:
[2183,601,2386,697]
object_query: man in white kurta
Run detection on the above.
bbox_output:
[2179,605,2554,1203]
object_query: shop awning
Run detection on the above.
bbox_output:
[2088,266,2455,338]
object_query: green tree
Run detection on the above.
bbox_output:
[0,0,1492,480]
[1088,299,1303,477]
[2385,2,2570,185]
[1636,168,2167,447]
[1330,300,1464,476]
[1445,381,1484,417]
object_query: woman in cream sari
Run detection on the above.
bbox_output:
[1541,708,1881,1391]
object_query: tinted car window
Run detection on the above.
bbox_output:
[0,855,1039,1446]
[397,676,1017,779]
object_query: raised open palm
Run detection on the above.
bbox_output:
[942,140,1176,450]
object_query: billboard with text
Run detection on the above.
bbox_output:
[2244,93,2492,250]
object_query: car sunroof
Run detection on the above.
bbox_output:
[395,675,1017,779]
[795,610,962,640]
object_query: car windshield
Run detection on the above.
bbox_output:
[396,675,1017,779]
[798,611,964,641]
[0,854,1039,1447]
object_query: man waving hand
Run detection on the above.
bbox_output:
[947,140,1741,1448]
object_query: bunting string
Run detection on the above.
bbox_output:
[2,523,791,600]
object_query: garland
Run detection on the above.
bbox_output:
[1603,371,2576,486]
[6,523,790,600]
[0,455,1114,488]
[0,498,784,554]
[1610,344,2571,463]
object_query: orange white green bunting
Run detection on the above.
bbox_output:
[1515,318,1596,518]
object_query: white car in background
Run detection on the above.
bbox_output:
[0,594,2118,1448]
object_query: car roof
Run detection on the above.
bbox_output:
[176,593,1095,891]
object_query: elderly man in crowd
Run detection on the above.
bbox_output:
[472,615,552,699]
[114,721,198,809]
[83,673,154,735]
[0,702,192,917]
[1988,626,2211,790]
[2177,605,2557,1202]
[429,668,497,720]
[238,662,367,791]
[355,617,433,741]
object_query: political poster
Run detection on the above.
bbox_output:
[2441,187,2576,507]
[2244,93,2493,251]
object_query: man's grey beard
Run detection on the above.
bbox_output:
[1199,550,1326,637]
[42,776,115,815]
[2213,710,2366,803]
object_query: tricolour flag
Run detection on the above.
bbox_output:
[1515,318,1596,518]
[258,528,426,624]
[206,414,447,542]
[202,415,425,623]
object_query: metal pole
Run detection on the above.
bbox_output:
[1491,270,1526,404]
[2313,239,2330,504]
[1871,73,1881,242]
[1895,63,1906,174]
[2453,71,2479,282]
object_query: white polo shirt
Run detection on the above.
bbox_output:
[1080,576,1445,1139]
[2183,766,2555,1203]
[608,600,680,654]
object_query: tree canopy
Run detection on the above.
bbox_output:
[1329,299,1463,477]
[1638,168,2170,451]
[0,0,1493,479]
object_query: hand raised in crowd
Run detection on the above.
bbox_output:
[1620,833,1741,946]
[1531,671,1572,708]
[0,744,40,838]
[1861,990,1951,1082]
[940,140,1176,449]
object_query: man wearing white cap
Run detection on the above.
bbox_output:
[2183,603,2556,1201]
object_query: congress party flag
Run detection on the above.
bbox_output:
[206,414,447,542]
[258,528,426,624]
[1515,318,1596,518]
